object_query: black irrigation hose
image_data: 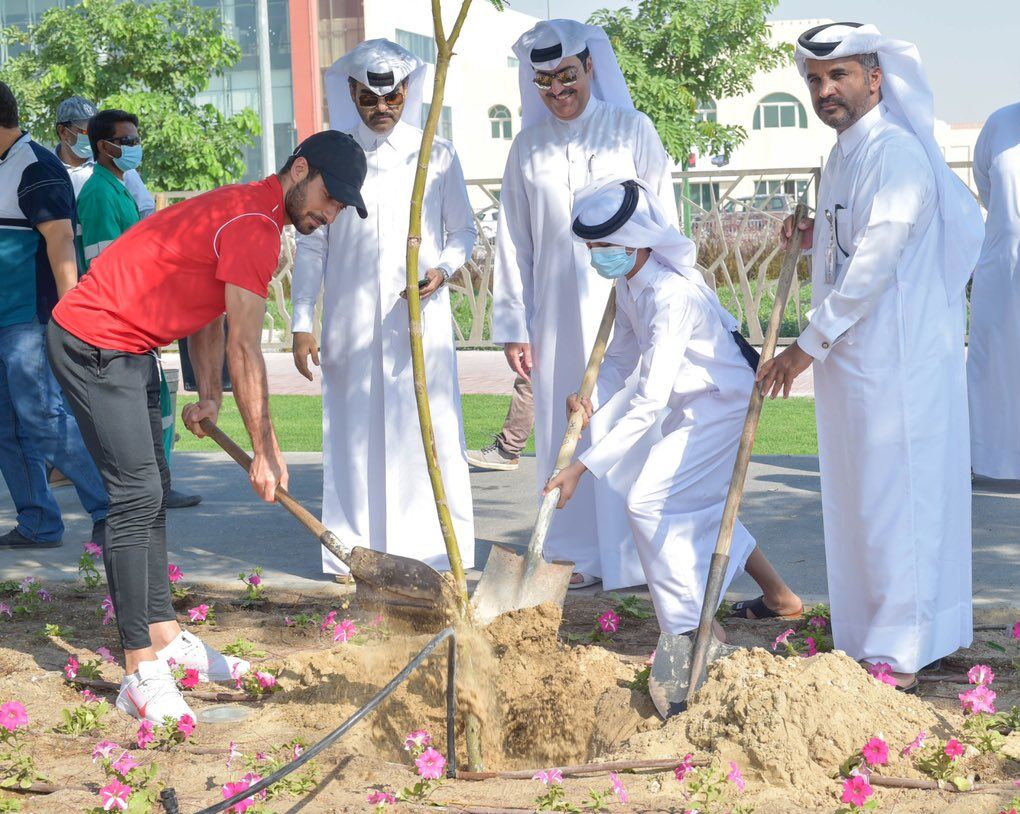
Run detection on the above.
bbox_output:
[162,627,459,814]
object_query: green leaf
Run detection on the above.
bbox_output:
[985,641,1007,653]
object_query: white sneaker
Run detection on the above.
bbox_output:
[116,659,195,723]
[156,630,250,683]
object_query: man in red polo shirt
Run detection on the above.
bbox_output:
[46,131,368,724]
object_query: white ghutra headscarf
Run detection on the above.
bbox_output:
[324,39,427,133]
[512,19,633,131]
[571,176,738,333]
[795,22,984,302]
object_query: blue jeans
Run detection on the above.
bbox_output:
[0,320,108,542]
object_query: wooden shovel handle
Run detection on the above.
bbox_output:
[199,418,329,538]
[552,287,617,473]
[714,203,809,557]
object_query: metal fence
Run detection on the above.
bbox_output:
[159,159,979,351]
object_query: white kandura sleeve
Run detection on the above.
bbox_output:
[492,137,534,345]
[972,120,992,210]
[291,226,329,335]
[798,145,932,361]
[633,112,680,229]
[436,145,477,277]
[124,170,155,218]
[580,288,691,479]
[591,291,640,411]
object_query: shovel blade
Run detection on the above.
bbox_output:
[471,543,573,626]
[347,546,459,623]
[648,631,738,719]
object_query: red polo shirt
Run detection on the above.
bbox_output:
[53,176,286,353]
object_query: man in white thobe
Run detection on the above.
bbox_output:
[291,39,476,576]
[968,103,1020,479]
[760,23,983,687]
[493,19,678,590]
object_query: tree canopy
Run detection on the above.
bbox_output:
[0,0,260,191]
[590,0,792,164]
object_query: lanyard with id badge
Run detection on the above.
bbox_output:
[823,204,850,283]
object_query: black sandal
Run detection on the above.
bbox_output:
[729,595,803,620]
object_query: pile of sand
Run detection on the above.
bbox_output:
[616,648,962,788]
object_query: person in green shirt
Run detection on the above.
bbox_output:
[78,109,142,269]
[78,109,202,509]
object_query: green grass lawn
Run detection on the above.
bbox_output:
[175,394,817,456]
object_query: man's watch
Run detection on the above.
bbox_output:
[439,267,451,285]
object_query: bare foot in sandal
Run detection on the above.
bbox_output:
[729,591,803,620]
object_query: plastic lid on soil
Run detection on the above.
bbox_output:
[198,705,253,724]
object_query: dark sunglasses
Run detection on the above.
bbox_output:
[532,68,579,90]
[356,89,405,109]
[104,136,142,147]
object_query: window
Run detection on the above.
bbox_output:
[396,29,436,64]
[755,179,809,201]
[488,105,512,140]
[422,103,453,140]
[507,56,519,68]
[695,99,717,123]
[753,93,807,130]
[687,182,720,211]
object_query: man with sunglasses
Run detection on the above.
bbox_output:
[292,39,476,580]
[493,19,678,593]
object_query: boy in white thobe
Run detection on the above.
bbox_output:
[493,19,678,590]
[760,23,983,688]
[546,177,798,637]
[968,102,1020,479]
[291,40,476,575]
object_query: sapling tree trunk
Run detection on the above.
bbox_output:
[405,0,502,621]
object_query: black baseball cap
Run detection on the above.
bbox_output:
[289,130,368,219]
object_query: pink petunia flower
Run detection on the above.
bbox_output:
[39,590,51,602]
[400,729,431,754]
[187,604,209,623]
[320,611,338,631]
[180,668,200,689]
[221,780,256,813]
[100,595,115,626]
[609,771,628,802]
[1013,619,1020,640]
[866,662,897,686]
[771,628,795,651]
[727,762,745,792]
[254,672,277,691]
[177,714,196,737]
[902,731,927,756]
[0,701,28,731]
[808,615,827,629]
[367,790,396,806]
[136,719,154,749]
[967,664,995,686]
[332,618,358,643]
[231,661,244,690]
[111,751,139,777]
[959,685,997,715]
[597,610,620,634]
[247,573,261,586]
[674,753,695,782]
[97,647,115,664]
[167,564,184,583]
[840,775,873,807]
[99,778,132,811]
[81,689,99,703]
[64,656,79,680]
[862,737,889,766]
[532,768,564,785]
[84,541,103,558]
[292,743,304,760]
[415,747,447,780]
[239,773,266,801]
[92,740,119,762]
[19,576,35,591]
[0,602,11,618]
[944,739,965,760]
[284,616,294,627]
[226,741,241,768]
[803,637,818,657]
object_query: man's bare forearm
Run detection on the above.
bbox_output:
[188,317,226,407]
[227,337,277,455]
[39,220,78,298]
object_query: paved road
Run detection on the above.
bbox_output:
[2,453,1015,608]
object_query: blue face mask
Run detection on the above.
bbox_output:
[589,246,637,279]
[70,133,93,160]
[111,144,143,172]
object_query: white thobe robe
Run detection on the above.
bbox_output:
[968,102,1020,479]
[799,104,972,673]
[492,96,679,589]
[579,258,756,633]
[292,120,476,574]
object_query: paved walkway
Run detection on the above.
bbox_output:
[162,350,816,398]
[2,453,1015,608]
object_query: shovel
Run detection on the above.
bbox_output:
[472,288,618,625]
[649,203,809,718]
[201,419,458,621]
